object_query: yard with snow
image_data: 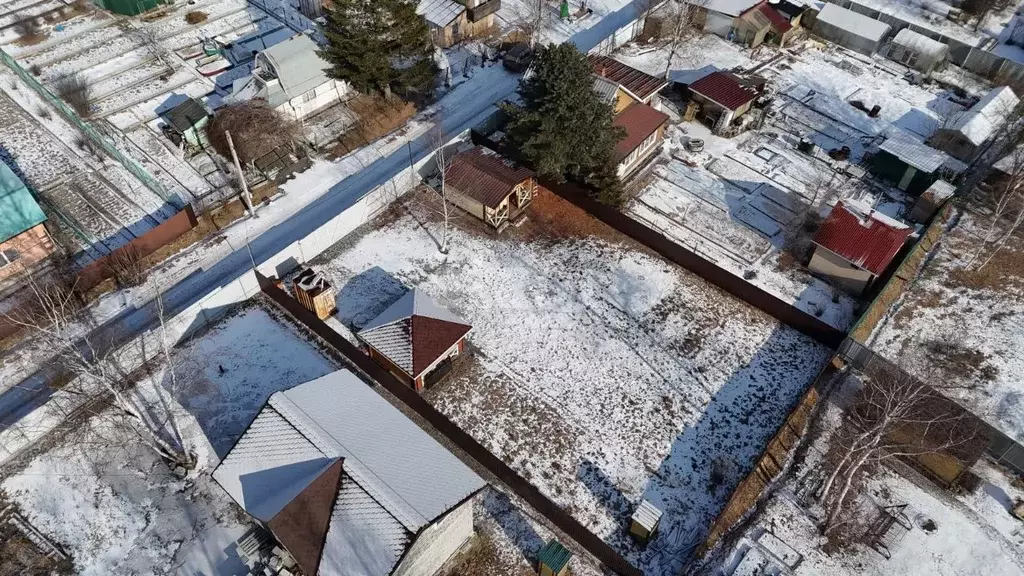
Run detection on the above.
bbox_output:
[869,209,1024,448]
[307,187,831,575]
[1,303,341,574]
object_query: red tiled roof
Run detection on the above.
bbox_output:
[613,103,669,163]
[588,54,669,102]
[813,201,914,276]
[446,147,534,209]
[757,3,792,32]
[688,71,759,111]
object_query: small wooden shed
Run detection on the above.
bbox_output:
[538,539,571,576]
[292,267,337,320]
[629,499,663,543]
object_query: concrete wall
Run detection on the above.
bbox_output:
[808,246,873,294]
[393,496,475,576]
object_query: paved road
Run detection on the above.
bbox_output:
[0,0,645,433]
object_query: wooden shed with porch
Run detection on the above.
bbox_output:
[445,146,536,232]
[357,288,472,391]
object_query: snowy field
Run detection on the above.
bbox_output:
[869,210,1024,447]
[1,304,340,574]
[309,189,832,575]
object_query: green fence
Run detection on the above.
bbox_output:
[0,48,184,210]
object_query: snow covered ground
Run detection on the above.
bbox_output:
[849,0,1017,47]
[1,303,340,574]
[496,0,635,46]
[309,188,831,575]
[869,209,1024,447]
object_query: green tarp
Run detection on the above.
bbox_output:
[0,161,46,244]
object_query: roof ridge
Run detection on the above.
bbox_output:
[270,391,430,531]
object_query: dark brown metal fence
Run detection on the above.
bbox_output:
[539,178,846,349]
[256,271,643,576]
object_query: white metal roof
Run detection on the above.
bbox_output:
[687,0,761,17]
[891,28,949,59]
[945,86,1019,146]
[879,135,950,173]
[417,0,464,28]
[213,369,485,572]
[922,179,956,202]
[631,499,663,531]
[262,34,333,99]
[816,3,891,42]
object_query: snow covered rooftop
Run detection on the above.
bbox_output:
[816,3,891,42]
[417,0,464,28]
[358,288,472,379]
[944,86,1019,146]
[261,34,333,100]
[892,28,950,59]
[813,199,912,275]
[879,135,950,173]
[213,369,485,574]
[688,0,761,17]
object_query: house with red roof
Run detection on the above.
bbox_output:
[808,200,914,294]
[443,146,536,231]
[686,71,760,134]
[612,103,670,178]
[588,54,669,113]
[358,288,472,391]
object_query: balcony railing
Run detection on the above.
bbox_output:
[467,0,500,22]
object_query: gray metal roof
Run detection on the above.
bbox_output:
[687,0,760,17]
[417,0,464,28]
[879,135,949,173]
[593,75,620,106]
[213,369,484,573]
[945,86,1019,146]
[892,28,949,59]
[816,3,890,42]
[631,499,663,531]
[262,34,332,100]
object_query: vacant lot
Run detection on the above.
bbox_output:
[310,188,831,575]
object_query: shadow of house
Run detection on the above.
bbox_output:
[481,489,547,566]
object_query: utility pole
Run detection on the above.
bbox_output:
[225,130,256,218]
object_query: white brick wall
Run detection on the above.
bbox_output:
[392,498,475,576]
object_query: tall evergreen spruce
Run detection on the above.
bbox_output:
[318,0,436,99]
[501,43,625,203]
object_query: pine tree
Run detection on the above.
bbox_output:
[501,43,624,186]
[318,0,436,99]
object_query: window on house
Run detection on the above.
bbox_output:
[0,249,20,268]
[302,90,316,103]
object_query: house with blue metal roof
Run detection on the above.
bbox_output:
[0,161,54,283]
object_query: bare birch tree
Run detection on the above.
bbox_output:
[660,0,706,79]
[129,24,175,75]
[4,276,195,468]
[963,143,1024,270]
[431,123,453,254]
[510,0,547,48]
[816,365,978,533]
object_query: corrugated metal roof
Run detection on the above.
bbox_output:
[262,34,332,99]
[613,102,669,163]
[273,371,486,531]
[687,0,760,17]
[358,288,472,378]
[538,540,572,572]
[416,0,464,28]
[689,71,759,111]
[631,500,663,531]
[813,199,913,275]
[945,86,1019,146]
[892,28,949,59]
[757,3,792,32]
[0,161,46,244]
[446,146,535,209]
[922,179,955,203]
[816,3,891,42]
[878,135,949,173]
[588,55,668,103]
[593,75,620,106]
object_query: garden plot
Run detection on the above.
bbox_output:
[628,126,860,330]
[0,9,112,56]
[311,190,831,576]
[165,9,272,51]
[106,78,214,130]
[91,67,200,117]
[0,0,63,29]
[126,124,214,197]
[1,305,340,575]
[142,0,251,39]
[613,33,759,85]
[870,210,1024,447]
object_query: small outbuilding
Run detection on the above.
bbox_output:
[730,2,774,48]
[588,55,669,111]
[809,199,913,294]
[928,86,1020,162]
[686,71,759,134]
[357,288,472,391]
[871,135,953,195]
[444,146,536,231]
[812,3,891,55]
[629,499,663,543]
[417,0,499,48]
[683,0,761,40]
[886,28,950,75]
[292,267,337,320]
[161,97,211,149]
[909,179,955,223]
[537,539,572,576]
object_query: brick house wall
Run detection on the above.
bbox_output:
[0,223,54,283]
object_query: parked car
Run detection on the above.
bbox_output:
[503,44,534,72]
